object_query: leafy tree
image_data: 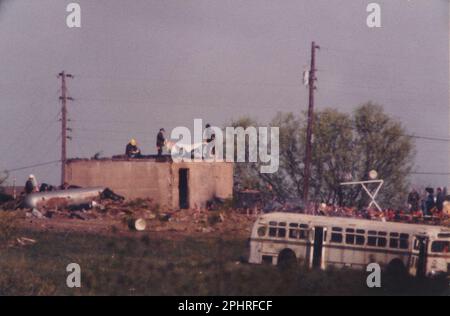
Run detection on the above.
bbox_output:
[231,103,414,209]
[351,103,414,208]
[308,109,355,205]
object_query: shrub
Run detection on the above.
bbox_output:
[0,211,20,245]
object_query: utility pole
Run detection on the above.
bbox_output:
[303,41,319,212]
[58,71,73,187]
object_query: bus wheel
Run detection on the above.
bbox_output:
[277,249,297,270]
[386,259,407,277]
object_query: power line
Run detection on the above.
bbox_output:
[4,160,61,173]
[407,135,450,142]
[410,172,450,176]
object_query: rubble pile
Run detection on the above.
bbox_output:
[20,190,255,236]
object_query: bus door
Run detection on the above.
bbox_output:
[410,235,429,278]
[311,226,326,269]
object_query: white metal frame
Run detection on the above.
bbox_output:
[340,179,384,212]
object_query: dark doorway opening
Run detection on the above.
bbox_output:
[312,227,324,269]
[179,169,189,209]
[416,236,428,278]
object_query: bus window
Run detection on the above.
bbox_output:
[367,231,387,248]
[355,234,365,245]
[389,232,399,248]
[345,228,365,245]
[345,228,355,244]
[331,227,343,243]
[390,233,409,249]
[288,223,309,240]
[399,234,409,249]
[268,222,287,238]
[377,237,387,248]
[431,241,450,253]
[389,238,399,249]
[269,227,277,237]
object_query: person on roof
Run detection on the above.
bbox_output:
[25,174,39,195]
[156,128,166,156]
[125,138,142,158]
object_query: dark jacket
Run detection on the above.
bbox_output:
[425,194,435,213]
[436,192,445,211]
[156,132,165,147]
[407,191,420,212]
[25,180,35,194]
[125,143,140,157]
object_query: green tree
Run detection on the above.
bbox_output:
[309,109,355,205]
[351,103,414,208]
[232,103,414,209]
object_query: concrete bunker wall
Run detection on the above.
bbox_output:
[65,160,233,209]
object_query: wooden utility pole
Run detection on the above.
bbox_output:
[303,42,319,211]
[58,71,73,187]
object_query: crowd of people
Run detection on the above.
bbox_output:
[316,187,450,224]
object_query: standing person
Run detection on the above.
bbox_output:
[204,123,216,157]
[436,187,445,212]
[407,188,420,213]
[25,175,38,195]
[156,128,166,156]
[424,187,435,216]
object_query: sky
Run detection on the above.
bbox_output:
[0,0,448,187]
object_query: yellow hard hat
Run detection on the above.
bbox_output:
[130,138,137,146]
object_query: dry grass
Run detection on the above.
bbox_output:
[0,227,448,296]
[0,211,21,245]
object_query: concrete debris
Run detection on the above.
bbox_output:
[20,191,255,236]
[16,237,37,246]
[206,196,226,211]
[100,188,125,202]
[30,208,45,219]
[70,210,88,221]
[128,218,147,231]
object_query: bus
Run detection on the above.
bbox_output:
[249,212,450,277]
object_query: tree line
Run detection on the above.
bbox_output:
[231,102,415,209]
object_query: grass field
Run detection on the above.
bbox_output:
[1,225,449,296]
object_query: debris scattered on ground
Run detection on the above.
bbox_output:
[12,187,257,236]
[30,208,45,219]
[16,237,37,247]
[127,218,147,231]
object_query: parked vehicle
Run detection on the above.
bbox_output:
[249,212,450,278]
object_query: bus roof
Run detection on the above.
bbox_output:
[257,212,450,235]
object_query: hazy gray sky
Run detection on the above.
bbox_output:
[0,0,448,186]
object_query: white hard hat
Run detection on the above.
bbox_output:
[29,174,35,179]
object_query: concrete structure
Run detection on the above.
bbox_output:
[65,157,233,209]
